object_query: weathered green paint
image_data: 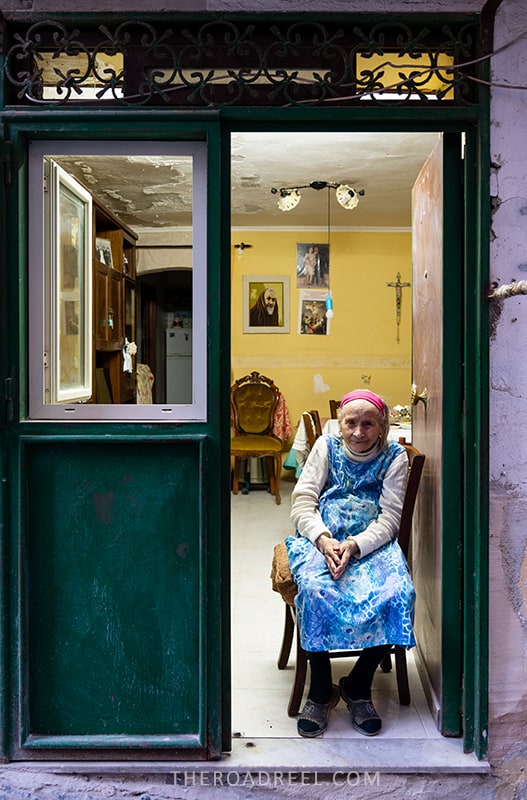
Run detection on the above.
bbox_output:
[0,120,9,762]
[219,124,233,755]
[1,115,225,760]
[440,132,466,738]
[462,111,491,760]
[24,438,204,743]
[0,432,6,761]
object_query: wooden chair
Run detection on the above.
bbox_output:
[329,399,339,419]
[311,409,322,437]
[277,443,425,715]
[301,410,322,449]
[230,371,283,505]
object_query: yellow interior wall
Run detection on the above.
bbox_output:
[231,229,412,442]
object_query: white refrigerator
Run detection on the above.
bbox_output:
[166,328,192,404]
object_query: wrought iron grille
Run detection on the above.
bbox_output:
[1,15,482,108]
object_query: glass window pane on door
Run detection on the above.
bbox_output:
[28,140,207,421]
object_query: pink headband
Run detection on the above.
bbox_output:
[340,390,385,415]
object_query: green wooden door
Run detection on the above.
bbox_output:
[1,120,229,760]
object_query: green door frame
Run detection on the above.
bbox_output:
[220,106,489,759]
[0,105,489,763]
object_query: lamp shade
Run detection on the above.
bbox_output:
[277,189,301,211]
[336,184,360,210]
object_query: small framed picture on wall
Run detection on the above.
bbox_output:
[296,242,330,288]
[298,289,330,335]
[243,276,290,333]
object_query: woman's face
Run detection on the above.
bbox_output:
[339,400,384,452]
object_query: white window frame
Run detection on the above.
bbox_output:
[45,160,93,405]
[28,140,208,422]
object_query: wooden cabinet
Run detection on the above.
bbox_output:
[94,261,123,351]
[93,198,137,403]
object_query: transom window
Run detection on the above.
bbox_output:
[3,16,481,108]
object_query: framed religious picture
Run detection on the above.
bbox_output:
[296,242,330,288]
[298,289,330,335]
[243,275,290,333]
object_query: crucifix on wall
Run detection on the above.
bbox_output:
[386,272,411,344]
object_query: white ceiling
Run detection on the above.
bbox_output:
[54,131,440,236]
[231,131,440,229]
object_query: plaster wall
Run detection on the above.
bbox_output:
[488,0,527,781]
[230,229,412,431]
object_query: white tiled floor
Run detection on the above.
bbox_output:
[230,477,489,772]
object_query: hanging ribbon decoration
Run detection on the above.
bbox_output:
[386,272,411,343]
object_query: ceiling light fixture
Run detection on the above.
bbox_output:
[270,181,364,211]
[276,189,302,212]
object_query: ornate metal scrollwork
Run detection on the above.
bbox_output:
[2,16,481,108]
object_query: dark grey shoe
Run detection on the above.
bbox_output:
[297,685,340,738]
[339,677,382,736]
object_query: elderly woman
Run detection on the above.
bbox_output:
[286,389,416,738]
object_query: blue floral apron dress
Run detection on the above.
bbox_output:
[286,436,416,652]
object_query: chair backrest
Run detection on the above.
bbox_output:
[310,409,322,437]
[231,371,280,436]
[397,444,425,558]
[302,412,320,449]
[329,399,339,419]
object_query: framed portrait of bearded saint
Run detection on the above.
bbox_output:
[243,276,290,334]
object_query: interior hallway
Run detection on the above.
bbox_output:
[231,475,440,742]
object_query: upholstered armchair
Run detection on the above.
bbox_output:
[230,371,283,505]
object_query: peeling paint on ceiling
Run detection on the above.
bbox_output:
[54,131,440,235]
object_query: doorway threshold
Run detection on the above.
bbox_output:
[5,737,489,775]
[225,735,490,774]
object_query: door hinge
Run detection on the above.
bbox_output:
[4,377,14,423]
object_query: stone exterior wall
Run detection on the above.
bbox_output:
[488,0,527,786]
[0,768,503,800]
[0,0,487,11]
[2,0,527,797]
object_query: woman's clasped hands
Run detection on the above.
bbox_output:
[316,533,360,580]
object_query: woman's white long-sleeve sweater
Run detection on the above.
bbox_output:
[290,435,408,559]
